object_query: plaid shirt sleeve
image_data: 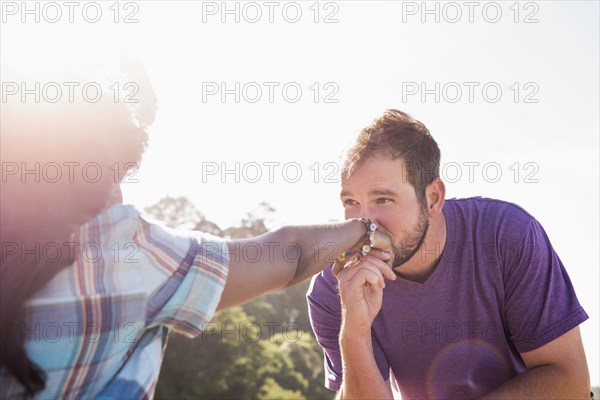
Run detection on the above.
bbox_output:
[138,218,230,338]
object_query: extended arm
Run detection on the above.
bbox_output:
[217,220,392,310]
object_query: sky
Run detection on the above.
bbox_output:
[2,0,599,388]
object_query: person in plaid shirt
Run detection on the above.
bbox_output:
[0,57,394,399]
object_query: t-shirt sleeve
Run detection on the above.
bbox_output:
[502,218,588,353]
[140,220,230,338]
[307,268,390,391]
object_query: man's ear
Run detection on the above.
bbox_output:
[426,178,445,218]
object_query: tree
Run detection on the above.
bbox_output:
[272,331,333,400]
[155,307,309,399]
[144,196,206,230]
[222,201,274,239]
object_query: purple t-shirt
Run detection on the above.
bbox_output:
[307,197,588,399]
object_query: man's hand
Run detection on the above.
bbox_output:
[335,250,396,338]
[333,249,396,400]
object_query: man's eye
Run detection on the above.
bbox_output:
[376,198,392,204]
[343,199,357,207]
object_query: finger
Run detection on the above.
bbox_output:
[372,231,395,267]
[339,260,386,289]
[362,254,396,281]
[348,263,386,289]
[332,260,343,277]
[332,256,359,277]
[336,258,367,282]
[337,254,394,283]
[341,265,384,291]
[372,230,392,252]
[368,249,391,262]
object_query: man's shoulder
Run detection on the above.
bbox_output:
[445,196,535,225]
[307,264,339,302]
[306,265,343,326]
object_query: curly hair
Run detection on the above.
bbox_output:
[0,55,155,397]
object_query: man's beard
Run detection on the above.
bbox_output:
[392,205,429,268]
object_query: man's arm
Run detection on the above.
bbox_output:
[334,254,396,399]
[217,220,392,310]
[481,326,589,399]
[336,334,392,400]
[488,214,590,399]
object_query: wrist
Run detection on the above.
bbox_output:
[344,218,368,242]
[348,217,374,235]
[340,218,376,255]
[340,326,372,345]
[340,331,374,365]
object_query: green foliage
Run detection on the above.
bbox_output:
[257,378,305,400]
[242,281,313,335]
[155,307,325,400]
[272,332,333,400]
[149,197,333,400]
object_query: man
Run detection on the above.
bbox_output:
[307,109,590,399]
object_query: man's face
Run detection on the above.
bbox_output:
[341,156,429,268]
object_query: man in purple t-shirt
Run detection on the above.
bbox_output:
[307,109,590,399]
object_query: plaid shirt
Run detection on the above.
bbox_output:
[1,204,229,399]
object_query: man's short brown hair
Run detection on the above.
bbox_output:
[344,109,440,205]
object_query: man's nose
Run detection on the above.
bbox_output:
[358,207,377,224]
